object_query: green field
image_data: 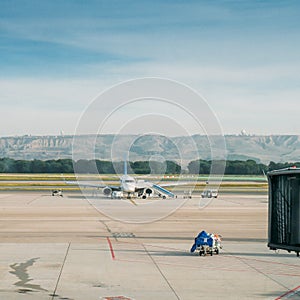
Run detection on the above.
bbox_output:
[0,173,268,193]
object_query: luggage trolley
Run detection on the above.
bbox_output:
[190,230,222,256]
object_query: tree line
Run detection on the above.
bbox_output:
[187,159,300,175]
[0,158,181,174]
[0,157,299,175]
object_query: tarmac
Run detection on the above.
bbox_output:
[0,191,299,300]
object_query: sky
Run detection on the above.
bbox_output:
[0,0,300,137]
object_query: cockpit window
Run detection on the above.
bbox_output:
[125,180,135,183]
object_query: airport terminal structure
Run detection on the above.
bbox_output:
[268,168,300,256]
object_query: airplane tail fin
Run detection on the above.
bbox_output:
[262,169,267,181]
[124,159,128,175]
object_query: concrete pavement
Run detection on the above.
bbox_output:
[0,192,299,299]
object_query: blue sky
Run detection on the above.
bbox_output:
[0,0,300,136]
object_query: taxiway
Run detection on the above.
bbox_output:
[0,192,299,299]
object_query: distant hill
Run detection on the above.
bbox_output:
[1,134,300,166]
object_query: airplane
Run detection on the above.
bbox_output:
[66,160,179,199]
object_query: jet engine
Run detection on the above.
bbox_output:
[142,188,154,199]
[103,187,112,196]
[145,188,153,195]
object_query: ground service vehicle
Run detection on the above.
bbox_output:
[201,189,218,198]
[52,189,63,197]
[190,230,222,256]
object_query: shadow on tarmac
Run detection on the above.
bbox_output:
[224,252,296,258]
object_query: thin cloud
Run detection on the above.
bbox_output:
[0,1,300,136]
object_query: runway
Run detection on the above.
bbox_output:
[0,191,299,299]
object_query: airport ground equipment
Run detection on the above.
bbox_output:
[111,191,123,199]
[183,190,192,199]
[152,184,175,199]
[268,167,300,256]
[190,230,222,256]
[52,189,63,197]
[201,189,218,198]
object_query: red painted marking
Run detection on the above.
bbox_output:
[275,285,300,299]
[104,297,132,300]
[223,255,300,270]
[106,237,115,260]
[106,239,300,277]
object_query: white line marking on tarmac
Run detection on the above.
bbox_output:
[141,243,180,300]
[50,243,70,300]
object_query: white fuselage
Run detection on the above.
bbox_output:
[120,175,136,193]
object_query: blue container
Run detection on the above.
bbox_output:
[190,230,213,252]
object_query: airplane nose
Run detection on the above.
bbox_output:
[124,183,135,193]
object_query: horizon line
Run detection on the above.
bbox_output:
[0,133,299,139]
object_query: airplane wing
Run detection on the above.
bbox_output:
[135,179,191,188]
[159,181,191,187]
[65,181,121,191]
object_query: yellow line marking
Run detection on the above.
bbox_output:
[129,199,138,206]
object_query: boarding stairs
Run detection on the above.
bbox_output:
[152,184,175,199]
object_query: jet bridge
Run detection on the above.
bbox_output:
[268,167,300,256]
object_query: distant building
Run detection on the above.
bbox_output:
[240,129,247,136]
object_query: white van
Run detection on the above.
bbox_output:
[201,189,218,198]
